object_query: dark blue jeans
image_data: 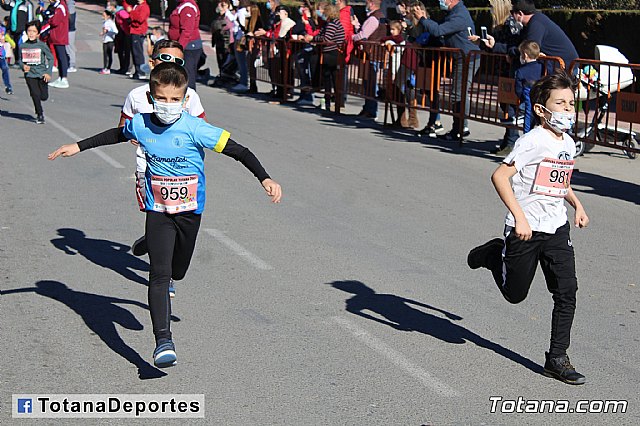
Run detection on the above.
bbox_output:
[0,57,12,90]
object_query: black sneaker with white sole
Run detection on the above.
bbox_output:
[543,352,586,385]
[467,238,503,269]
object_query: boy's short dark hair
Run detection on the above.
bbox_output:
[152,39,183,58]
[511,0,536,15]
[104,9,115,18]
[26,19,42,32]
[519,39,540,60]
[530,68,577,126]
[149,62,189,96]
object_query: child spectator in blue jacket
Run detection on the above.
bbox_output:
[515,39,542,133]
[0,23,13,94]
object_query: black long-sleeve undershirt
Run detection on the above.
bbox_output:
[76,127,270,182]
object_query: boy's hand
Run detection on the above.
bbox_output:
[261,178,282,203]
[23,64,30,72]
[43,73,51,82]
[468,34,480,44]
[574,208,589,228]
[48,143,80,160]
[514,218,532,241]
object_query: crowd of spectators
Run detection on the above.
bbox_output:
[1,0,584,155]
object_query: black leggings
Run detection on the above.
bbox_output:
[146,211,201,342]
[25,76,49,115]
[103,42,114,70]
[489,222,578,356]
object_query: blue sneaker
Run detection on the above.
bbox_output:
[169,279,175,299]
[153,339,177,368]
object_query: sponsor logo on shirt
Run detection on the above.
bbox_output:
[558,151,572,160]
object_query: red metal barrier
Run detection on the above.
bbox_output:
[570,58,640,158]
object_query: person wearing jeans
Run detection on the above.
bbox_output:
[127,0,150,79]
[46,0,70,88]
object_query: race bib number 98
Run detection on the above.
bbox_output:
[151,175,198,213]
[532,158,574,197]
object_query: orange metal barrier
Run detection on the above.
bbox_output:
[248,38,639,158]
[570,58,640,158]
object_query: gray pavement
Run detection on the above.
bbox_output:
[1,8,639,426]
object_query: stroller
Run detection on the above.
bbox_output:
[573,45,638,159]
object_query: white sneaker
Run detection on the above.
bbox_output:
[67,67,77,73]
[51,78,69,89]
[48,77,61,87]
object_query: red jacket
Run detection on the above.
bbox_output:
[48,0,69,45]
[339,6,354,63]
[129,1,150,36]
[169,0,201,48]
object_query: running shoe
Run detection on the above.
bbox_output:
[5,87,13,95]
[467,238,503,269]
[440,127,470,141]
[230,83,249,93]
[169,279,175,299]
[543,352,586,385]
[153,339,177,368]
[99,69,110,75]
[35,114,45,124]
[131,235,148,256]
[67,67,78,73]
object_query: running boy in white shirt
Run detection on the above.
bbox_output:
[120,39,206,298]
[467,69,589,385]
[49,62,282,368]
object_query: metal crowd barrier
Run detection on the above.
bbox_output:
[249,38,639,158]
[569,58,640,158]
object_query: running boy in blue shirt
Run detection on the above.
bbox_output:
[49,62,282,368]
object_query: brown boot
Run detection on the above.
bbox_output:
[408,108,419,129]
[399,108,409,128]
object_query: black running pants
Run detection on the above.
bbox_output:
[25,76,49,115]
[145,211,201,341]
[491,222,578,356]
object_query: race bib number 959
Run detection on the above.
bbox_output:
[151,175,198,213]
[532,158,574,197]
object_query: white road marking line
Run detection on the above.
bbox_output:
[331,316,460,398]
[46,116,125,169]
[204,229,273,270]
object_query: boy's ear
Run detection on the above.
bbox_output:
[533,103,545,118]
[183,94,190,105]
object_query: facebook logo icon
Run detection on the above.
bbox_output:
[17,398,33,413]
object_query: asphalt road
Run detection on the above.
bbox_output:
[1,8,639,426]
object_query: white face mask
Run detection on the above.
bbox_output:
[439,0,448,11]
[541,106,575,133]
[152,97,185,124]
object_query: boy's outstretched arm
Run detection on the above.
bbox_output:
[491,163,531,240]
[565,187,589,228]
[48,128,129,160]
[221,139,282,203]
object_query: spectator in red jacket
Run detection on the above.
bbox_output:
[126,0,149,79]
[47,0,70,88]
[169,0,202,90]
